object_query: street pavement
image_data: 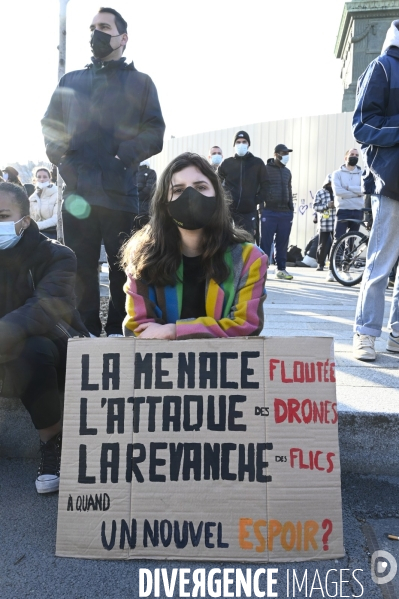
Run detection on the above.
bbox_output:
[1,266,399,599]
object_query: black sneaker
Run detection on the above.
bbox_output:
[36,432,62,494]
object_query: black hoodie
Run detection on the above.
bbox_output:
[218,152,268,214]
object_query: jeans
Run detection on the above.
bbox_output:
[334,209,363,240]
[3,336,65,429]
[354,195,399,337]
[260,210,293,271]
[63,205,135,336]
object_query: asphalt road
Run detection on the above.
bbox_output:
[1,459,398,599]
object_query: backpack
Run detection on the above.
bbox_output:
[286,245,303,263]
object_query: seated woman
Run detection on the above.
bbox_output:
[0,182,87,493]
[121,153,267,339]
[29,166,58,240]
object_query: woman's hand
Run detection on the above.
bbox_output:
[135,322,176,339]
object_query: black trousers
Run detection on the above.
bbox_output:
[317,231,333,268]
[3,337,65,430]
[63,205,135,336]
[233,211,258,243]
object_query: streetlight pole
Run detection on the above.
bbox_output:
[56,0,70,243]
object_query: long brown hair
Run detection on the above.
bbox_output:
[121,152,251,286]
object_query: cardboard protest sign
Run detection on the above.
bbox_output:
[56,337,344,562]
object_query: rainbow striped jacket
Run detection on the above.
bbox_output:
[123,243,267,339]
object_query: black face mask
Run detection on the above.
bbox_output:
[168,187,217,230]
[348,156,358,166]
[90,29,121,59]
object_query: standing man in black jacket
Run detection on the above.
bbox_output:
[260,144,294,280]
[42,7,165,337]
[218,131,267,242]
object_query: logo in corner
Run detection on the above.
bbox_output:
[371,550,397,585]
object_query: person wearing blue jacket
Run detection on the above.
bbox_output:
[352,19,399,361]
[42,7,165,338]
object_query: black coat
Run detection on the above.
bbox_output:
[42,58,165,214]
[136,165,157,215]
[0,222,87,355]
[264,158,293,212]
[218,152,268,214]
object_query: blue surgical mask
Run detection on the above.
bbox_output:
[279,154,290,165]
[0,217,26,250]
[210,154,223,166]
[235,143,248,157]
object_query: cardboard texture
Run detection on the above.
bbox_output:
[56,337,344,562]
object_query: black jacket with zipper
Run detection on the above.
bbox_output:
[263,158,293,212]
[218,152,268,214]
[0,221,88,356]
[42,58,165,214]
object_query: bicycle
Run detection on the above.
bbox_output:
[329,210,372,287]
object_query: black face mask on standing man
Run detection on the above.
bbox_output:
[90,29,122,59]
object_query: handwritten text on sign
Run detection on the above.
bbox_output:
[56,337,344,561]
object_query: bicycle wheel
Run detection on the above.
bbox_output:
[330,231,368,287]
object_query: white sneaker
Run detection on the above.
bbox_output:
[325,272,335,282]
[108,334,124,338]
[353,334,376,361]
[36,433,62,494]
[386,333,399,353]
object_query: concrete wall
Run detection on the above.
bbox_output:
[151,112,358,251]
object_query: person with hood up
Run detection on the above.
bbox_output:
[260,144,294,280]
[352,20,399,361]
[313,174,336,272]
[42,7,165,338]
[135,159,157,230]
[29,167,59,239]
[0,182,88,494]
[217,131,267,242]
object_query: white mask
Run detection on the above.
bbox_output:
[37,181,50,189]
[235,143,248,157]
[2,172,9,181]
[0,217,26,250]
[210,154,223,166]
[279,155,290,165]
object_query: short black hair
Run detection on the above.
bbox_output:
[98,7,127,33]
[0,182,30,217]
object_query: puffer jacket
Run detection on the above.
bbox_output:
[331,165,363,211]
[0,221,87,355]
[218,152,268,214]
[263,158,293,212]
[136,165,157,216]
[352,23,399,201]
[42,57,165,214]
[29,184,58,230]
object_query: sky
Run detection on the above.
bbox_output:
[1,0,347,166]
